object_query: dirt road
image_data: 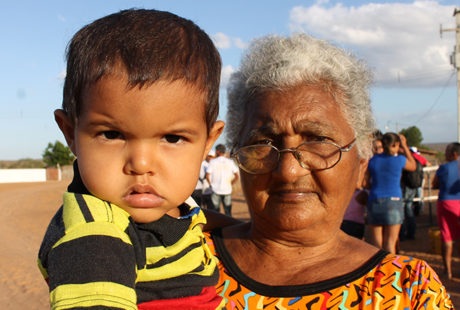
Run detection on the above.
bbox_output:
[0,181,458,308]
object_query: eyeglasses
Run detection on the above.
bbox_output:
[232,139,356,174]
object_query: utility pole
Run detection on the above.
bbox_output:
[441,8,460,142]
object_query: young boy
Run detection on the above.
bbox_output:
[433,142,460,279]
[37,9,225,309]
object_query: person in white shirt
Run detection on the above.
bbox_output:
[192,150,215,208]
[206,144,239,216]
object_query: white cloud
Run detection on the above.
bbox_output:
[212,32,247,50]
[289,1,456,87]
[220,65,235,89]
[233,37,248,49]
[212,32,232,49]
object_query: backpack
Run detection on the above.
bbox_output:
[402,158,423,189]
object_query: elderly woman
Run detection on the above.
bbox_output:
[206,34,452,308]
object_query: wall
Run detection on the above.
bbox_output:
[0,169,47,183]
[0,165,73,183]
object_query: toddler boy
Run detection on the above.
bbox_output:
[37,9,225,309]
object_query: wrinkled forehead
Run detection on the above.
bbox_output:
[240,85,353,143]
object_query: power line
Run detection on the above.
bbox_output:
[414,70,455,124]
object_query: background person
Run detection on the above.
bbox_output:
[372,139,383,155]
[366,132,416,254]
[372,130,384,155]
[201,150,216,209]
[399,146,430,240]
[206,144,239,216]
[206,33,452,308]
[192,150,215,207]
[433,142,460,280]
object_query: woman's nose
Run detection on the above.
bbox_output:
[272,150,308,182]
[124,142,155,176]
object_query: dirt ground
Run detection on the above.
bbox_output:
[0,181,459,308]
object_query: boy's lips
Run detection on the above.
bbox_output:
[122,184,164,208]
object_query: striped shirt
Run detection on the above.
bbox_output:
[38,189,222,309]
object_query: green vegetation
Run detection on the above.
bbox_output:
[399,126,423,147]
[42,141,75,167]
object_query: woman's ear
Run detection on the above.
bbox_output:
[54,109,77,155]
[202,121,225,161]
[357,158,369,188]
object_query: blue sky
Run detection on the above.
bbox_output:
[1,0,458,160]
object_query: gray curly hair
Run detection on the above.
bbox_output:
[226,33,375,159]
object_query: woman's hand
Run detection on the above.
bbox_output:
[399,134,417,171]
[399,134,408,148]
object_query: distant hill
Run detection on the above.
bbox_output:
[423,142,449,153]
[0,159,45,169]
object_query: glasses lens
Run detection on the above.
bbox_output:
[296,142,341,170]
[237,145,278,174]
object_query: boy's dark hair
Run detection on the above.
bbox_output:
[63,8,221,131]
[446,142,460,157]
[381,132,400,154]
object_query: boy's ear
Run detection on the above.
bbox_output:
[203,121,225,160]
[54,109,77,155]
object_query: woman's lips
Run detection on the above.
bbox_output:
[122,184,164,208]
[270,188,316,202]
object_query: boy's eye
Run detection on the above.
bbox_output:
[163,135,184,144]
[101,130,123,140]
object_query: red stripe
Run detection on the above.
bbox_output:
[137,286,223,310]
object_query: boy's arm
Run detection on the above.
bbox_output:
[42,222,138,309]
[202,209,242,231]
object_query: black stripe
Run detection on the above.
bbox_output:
[126,218,146,268]
[136,269,219,302]
[38,206,66,268]
[74,193,94,223]
[145,241,202,269]
[47,235,136,291]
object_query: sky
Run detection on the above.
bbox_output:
[0,0,459,160]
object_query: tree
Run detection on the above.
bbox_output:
[42,141,75,167]
[399,126,423,148]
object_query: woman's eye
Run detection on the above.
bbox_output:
[254,139,273,145]
[309,136,329,142]
[163,135,184,144]
[101,131,122,140]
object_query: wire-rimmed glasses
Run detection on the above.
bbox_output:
[232,139,356,174]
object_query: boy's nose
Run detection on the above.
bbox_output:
[124,142,155,176]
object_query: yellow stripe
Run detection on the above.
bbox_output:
[62,193,131,232]
[139,245,217,281]
[50,282,136,310]
[52,221,132,249]
[37,258,48,279]
[62,193,86,232]
[82,195,132,230]
[145,228,203,263]
[81,194,113,222]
